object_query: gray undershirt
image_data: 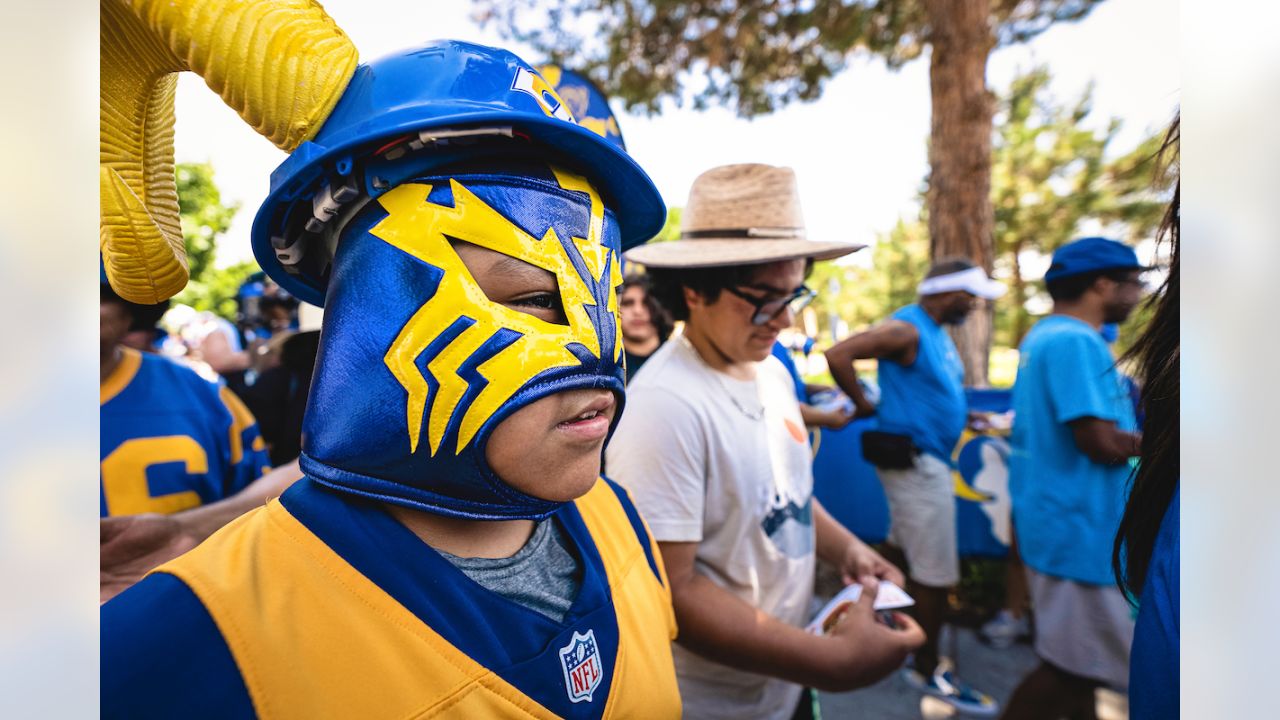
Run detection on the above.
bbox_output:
[438,518,583,623]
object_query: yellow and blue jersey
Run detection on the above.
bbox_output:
[100,347,271,517]
[101,477,681,719]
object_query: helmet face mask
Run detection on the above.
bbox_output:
[299,161,626,520]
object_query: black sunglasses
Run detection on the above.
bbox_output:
[723,285,817,326]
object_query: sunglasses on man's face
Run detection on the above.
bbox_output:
[723,285,817,326]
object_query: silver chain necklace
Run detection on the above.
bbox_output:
[681,335,766,421]
[718,374,766,421]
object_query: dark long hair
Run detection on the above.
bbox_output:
[1113,116,1179,601]
[621,273,675,342]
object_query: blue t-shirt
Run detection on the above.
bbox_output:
[771,341,808,402]
[876,304,967,462]
[1009,315,1137,584]
[1130,487,1179,720]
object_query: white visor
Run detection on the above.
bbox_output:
[917,266,1006,299]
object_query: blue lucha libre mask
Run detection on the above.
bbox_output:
[299,160,626,520]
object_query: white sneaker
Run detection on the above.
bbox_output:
[979,609,1030,649]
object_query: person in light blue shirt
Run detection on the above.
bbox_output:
[1003,237,1148,720]
[825,258,1005,717]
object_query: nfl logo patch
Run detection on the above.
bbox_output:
[559,629,603,703]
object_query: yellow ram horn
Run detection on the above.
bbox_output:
[100,0,358,303]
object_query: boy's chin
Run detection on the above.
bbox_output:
[528,464,602,504]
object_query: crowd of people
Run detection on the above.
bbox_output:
[98,14,1178,720]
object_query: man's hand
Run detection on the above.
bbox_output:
[1069,417,1142,465]
[838,539,906,588]
[100,461,302,603]
[852,399,877,419]
[817,574,926,691]
[100,513,199,603]
[810,405,854,430]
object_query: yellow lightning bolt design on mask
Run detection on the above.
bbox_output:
[372,169,616,456]
[549,168,625,364]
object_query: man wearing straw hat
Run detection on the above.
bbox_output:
[608,164,924,719]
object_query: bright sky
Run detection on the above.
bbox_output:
[174,0,1178,270]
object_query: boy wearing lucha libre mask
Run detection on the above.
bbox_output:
[103,39,680,720]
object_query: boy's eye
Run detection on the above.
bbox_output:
[508,292,568,324]
[514,293,560,310]
[448,240,568,324]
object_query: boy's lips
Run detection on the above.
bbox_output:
[556,393,615,442]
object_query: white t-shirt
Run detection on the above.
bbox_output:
[607,334,816,720]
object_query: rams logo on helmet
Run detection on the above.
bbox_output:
[512,67,577,124]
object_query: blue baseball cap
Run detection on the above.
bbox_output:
[1044,236,1151,282]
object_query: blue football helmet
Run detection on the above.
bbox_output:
[251,41,662,520]
[539,65,628,152]
[253,40,663,308]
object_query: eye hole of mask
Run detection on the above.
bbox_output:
[450,240,569,326]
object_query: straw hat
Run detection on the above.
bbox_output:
[625,163,865,267]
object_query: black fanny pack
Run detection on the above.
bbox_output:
[860,430,919,469]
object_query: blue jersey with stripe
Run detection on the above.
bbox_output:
[101,477,680,719]
[100,348,270,517]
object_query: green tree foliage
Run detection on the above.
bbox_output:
[650,207,682,244]
[810,67,1167,351]
[172,163,254,320]
[807,215,929,340]
[867,216,931,316]
[177,260,259,321]
[475,0,1103,383]
[474,0,1100,117]
[990,66,1169,346]
[175,163,238,282]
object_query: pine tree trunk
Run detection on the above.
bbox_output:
[924,0,996,386]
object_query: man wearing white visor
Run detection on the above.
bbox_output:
[825,258,1005,716]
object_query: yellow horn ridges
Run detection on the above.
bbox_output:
[100,0,359,302]
[101,164,189,304]
[134,0,359,151]
[100,0,188,302]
